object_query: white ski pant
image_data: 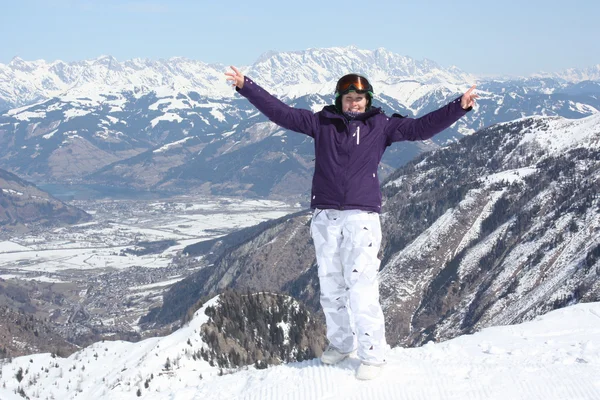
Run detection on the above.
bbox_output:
[310,208,386,365]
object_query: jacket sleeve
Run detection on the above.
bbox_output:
[384,96,470,144]
[236,77,318,138]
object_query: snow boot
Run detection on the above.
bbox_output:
[320,345,351,365]
[356,362,383,380]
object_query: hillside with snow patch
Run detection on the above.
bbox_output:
[1,300,599,399]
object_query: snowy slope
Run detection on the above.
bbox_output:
[518,113,600,154]
[376,111,600,347]
[1,300,599,399]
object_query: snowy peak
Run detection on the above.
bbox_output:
[517,113,600,156]
[553,64,600,83]
[479,113,600,168]
[531,64,600,83]
[1,47,600,197]
[248,46,475,97]
[3,46,599,113]
[0,56,234,108]
[0,47,475,109]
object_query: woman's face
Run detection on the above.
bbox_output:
[341,92,368,113]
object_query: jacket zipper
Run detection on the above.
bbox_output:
[336,115,365,211]
[341,120,352,210]
[344,125,360,209]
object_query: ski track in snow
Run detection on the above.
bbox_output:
[153,306,600,400]
[169,349,600,400]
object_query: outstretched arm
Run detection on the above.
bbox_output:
[225,66,318,138]
[386,85,478,144]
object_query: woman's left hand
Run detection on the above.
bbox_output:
[225,66,245,89]
[461,85,479,110]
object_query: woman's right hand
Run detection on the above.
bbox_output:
[225,66,244,89]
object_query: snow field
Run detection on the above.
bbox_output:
[1,300,599,399]
[0,198,298,276]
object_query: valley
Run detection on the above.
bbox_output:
[0,195,300,353]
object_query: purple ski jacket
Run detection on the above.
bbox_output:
[237,76,470,213]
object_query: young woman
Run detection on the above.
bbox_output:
[226,66,477,380]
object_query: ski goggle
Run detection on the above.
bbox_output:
[335,74,373,97]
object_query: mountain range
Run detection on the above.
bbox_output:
[1,47,599,201]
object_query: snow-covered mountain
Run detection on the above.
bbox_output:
[2,47,598,111]
[247,46,475,102]
[379,112,600,345]
[1,298,599,399]
[0,47,474,110]
[0,88,253,182]
[537,63,600,83]
[0,56,232,109]
[0,47,599,200]
[146,112,600,348]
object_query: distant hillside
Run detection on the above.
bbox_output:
[0,302,76,359]
[0,168,90,236]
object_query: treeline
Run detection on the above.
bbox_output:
[0,305,76,359]
[194,289,325,369]
[119,239,177,256]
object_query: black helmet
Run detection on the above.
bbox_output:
[335,74,374,110]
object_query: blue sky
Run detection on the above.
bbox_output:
[1,0,598,76]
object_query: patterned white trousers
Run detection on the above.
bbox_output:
[310,208,386,365]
